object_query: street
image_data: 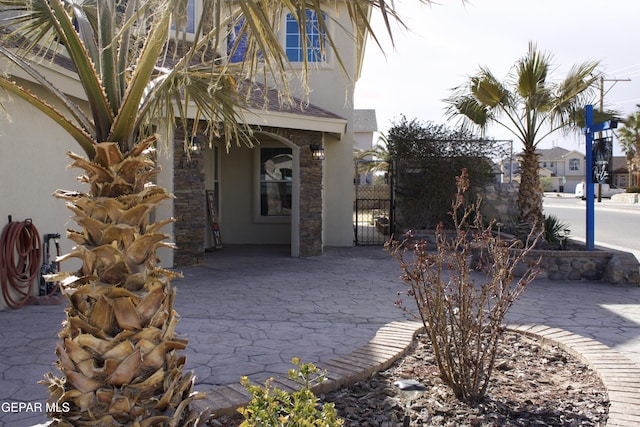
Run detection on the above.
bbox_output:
[542,193,640,260]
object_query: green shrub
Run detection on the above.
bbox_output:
[238,358,343,427]
[385,116,503,229]
[540,176,554,191]
[626,186,640,193]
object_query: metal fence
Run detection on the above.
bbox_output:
[354,160,394,245]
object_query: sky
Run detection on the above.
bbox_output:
[354,0,640,156]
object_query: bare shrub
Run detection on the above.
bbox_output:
[386,169,541,403]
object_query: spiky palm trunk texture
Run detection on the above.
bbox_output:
[43,139,204,427]
[516,147,543,240]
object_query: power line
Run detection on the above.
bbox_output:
[599,77,632,111]
[609,64,640,75]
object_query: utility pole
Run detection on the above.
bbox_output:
[599,76,631,112]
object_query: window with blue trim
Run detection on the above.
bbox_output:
[285,10,326,62]
[172,0,196,34]
[228,18,248,63]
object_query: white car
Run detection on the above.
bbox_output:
[574,182,625,199]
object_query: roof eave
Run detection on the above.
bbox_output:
[244,109,347,138]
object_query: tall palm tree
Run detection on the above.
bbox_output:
[617,109,640,187]
[445,42,599,238]
[0,0,430,425]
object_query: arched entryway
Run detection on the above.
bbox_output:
[171,124,324,266]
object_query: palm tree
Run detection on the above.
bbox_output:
[354,134,391,179]
[445,42,599,238]
[0,0,429,425]
[617,109,640,187]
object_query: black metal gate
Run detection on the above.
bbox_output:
[354,159,394,245]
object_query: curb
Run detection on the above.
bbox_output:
[193,321,640,426]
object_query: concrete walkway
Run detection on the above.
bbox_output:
[1,245,640,426]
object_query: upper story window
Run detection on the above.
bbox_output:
[171,3,328,65]
[285,10,326,62]
[569,158,580,171]
[228,18,248,63]
[172,0,197,35]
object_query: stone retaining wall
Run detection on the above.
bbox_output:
[611,193,639,204]
[479,182,519,231]
[403,230,640,285]
[512,245,639,284]
[513,248,612,281]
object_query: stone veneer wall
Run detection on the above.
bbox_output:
[173,126,206,267]
[265,127,323,257]
[513,247,640,284]
[409,231,640,285]
[172,125,324,266]
[513,249,612,281]
[479,182,519,232]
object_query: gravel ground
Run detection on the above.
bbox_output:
[210,331,609,426]
[325,331,609,426]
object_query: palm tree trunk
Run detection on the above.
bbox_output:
[516,147,543,240]
[43,139,204,426]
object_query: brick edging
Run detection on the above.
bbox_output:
[509,324,640,426]
[194,321,640,426]
[191,320,424,417]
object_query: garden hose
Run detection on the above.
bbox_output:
[0,218,41,309]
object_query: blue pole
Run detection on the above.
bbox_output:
[585,105,595,250]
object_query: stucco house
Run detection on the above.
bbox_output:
[501,146,587,193]
[611,156,633,189]
[0,0,369,286]
[353,109,378,152]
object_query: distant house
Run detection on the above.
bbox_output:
[353,109,378,152]
[500,146,586,193]
[611,156,633,189]
[536,147,587,193]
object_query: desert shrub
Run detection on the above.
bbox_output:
[540,176,554,191]
[238,358,343,427]
[626,186,640,193]
[386,169,541,403]
[385,116,504,230]
[543,214,569,244]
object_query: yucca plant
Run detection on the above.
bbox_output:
[543,214,569,245]
[0,0,431,425]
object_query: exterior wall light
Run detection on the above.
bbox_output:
[188,134,203,155]
[310,144,325,160]
[178,134,202,169]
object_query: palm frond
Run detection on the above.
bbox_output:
[0,77,95,156]
[109,1,173,145]
[0,44,94,135]
[2,0,433,156]
[42,0,114,141]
